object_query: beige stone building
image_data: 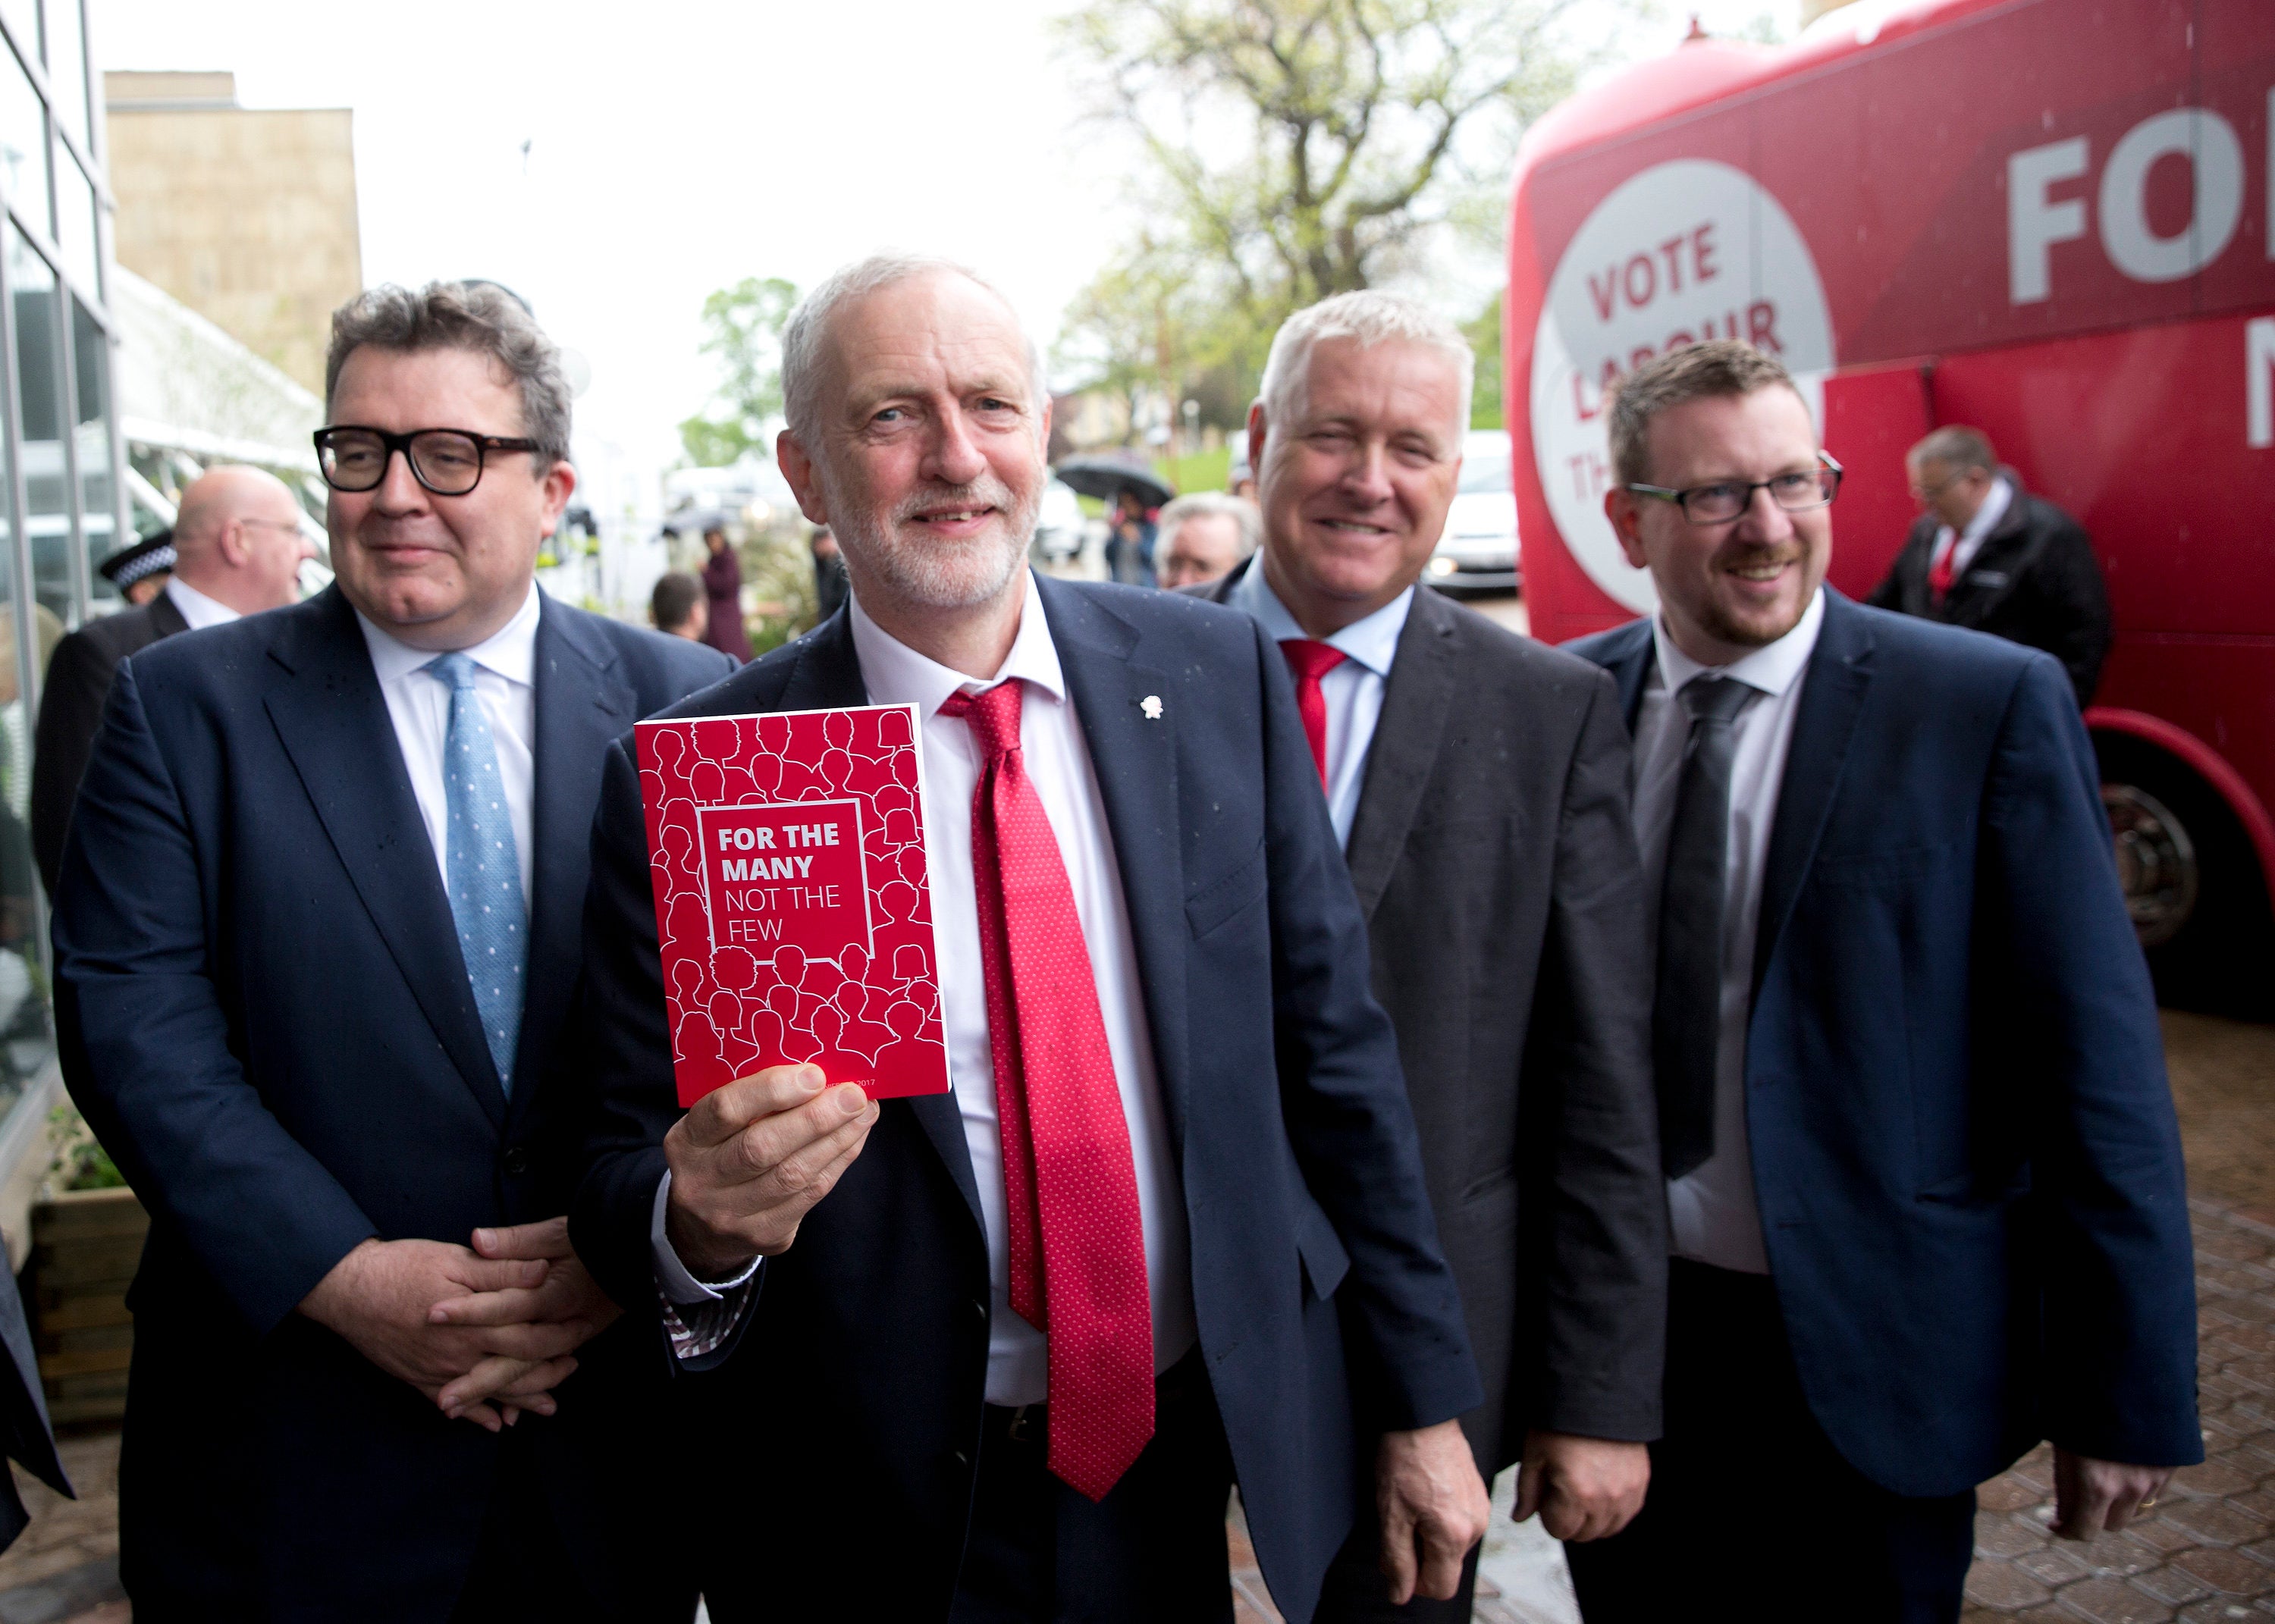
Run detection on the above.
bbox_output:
[102,71,360,395]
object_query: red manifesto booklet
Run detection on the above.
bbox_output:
[635,703,952,1106]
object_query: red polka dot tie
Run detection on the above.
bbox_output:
[1279,638,1347,791]
[940,679,1154,1503]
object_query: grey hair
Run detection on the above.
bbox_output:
[1156,491,1260,560]
[1606,340,1803,488]
[1909,425,1997,475]
[1258,290,1474,442]
[325,281,572,466]
[780,252,1046,445]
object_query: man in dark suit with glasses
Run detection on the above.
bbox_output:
[1560,340,2196,1622]
[54,281,732,1621]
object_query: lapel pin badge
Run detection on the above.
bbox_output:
[1140,695,1164,720]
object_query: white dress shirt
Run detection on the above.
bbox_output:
[165,575,243,632]
[1927,473,2013,585]
[656,575,1200,1403]
[1227,562,1413,848]
[353,582,541,909]
[1629,588,1825,1275]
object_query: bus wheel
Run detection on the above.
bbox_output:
[2095,733,2275,1020]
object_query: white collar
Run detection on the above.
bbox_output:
[354,581,543,689]
[846,571,1067,718]
[1650,585,1825,701]
[1958,475,2013,547]
[163,575,242,632]
[1229,556,1414,677]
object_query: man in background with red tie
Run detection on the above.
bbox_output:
[568,256,1489,1622]
[1866,425,2109,707]
[1188,291,1666,1620]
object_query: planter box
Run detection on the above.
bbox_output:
[30,1187,146,1426]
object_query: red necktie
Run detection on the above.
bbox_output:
[940,679,1154,1502]
[1279,638,1347,790]
[1927,532,1957,604]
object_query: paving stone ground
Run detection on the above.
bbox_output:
[0,1429,123,1623]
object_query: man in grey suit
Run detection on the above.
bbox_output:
[1194,291,1666,1620]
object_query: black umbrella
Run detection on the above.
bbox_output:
[1052,454,1174,509]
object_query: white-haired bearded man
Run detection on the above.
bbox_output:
[566,255,1491,1622]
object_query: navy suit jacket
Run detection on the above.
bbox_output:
[51,585,732,1620]
[570,577,1481,1624]
[1570,590,2200,1497]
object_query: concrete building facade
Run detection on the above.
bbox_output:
[102,71,359,395]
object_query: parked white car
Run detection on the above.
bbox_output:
[1426,430,1520,594]
[1031,477,1087,564]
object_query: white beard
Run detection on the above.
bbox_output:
[823,466,1039,613]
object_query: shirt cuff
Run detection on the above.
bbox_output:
[649,1171,764,1305]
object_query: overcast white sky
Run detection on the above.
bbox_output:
[93,0,1801,510]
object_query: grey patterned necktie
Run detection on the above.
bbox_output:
[424,652,527,1095]
[1654,674,1757,1179]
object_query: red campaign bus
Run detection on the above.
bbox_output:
[1505,0,2275,1011]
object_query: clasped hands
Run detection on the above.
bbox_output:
[299,1216,619,1432]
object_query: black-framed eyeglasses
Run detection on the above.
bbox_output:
[314,427,543,497]
[1627,452,1844,525]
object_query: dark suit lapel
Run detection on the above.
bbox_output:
[1601,619,1656,732]
[262,589,507,1129]
[1342,588,1456,920]
[147,593,188,641]
[1752,590,1877,995]
[1034,576,1191,1149]
[513,597,637,1124]
[783,612,987,1228]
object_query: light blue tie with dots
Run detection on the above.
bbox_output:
[424,651,527,1096]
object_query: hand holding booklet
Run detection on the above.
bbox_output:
[635,703,952,1107]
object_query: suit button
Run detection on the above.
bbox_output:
[971,1299,988,1323]
[502,1146,531,1177]
[952,1450,970,1467]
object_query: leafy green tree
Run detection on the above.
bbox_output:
[1056,0,1611,350]
[1464,290,1503,429]
[678,276,799,467]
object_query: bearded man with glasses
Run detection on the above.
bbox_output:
[52,281,733,1621]
[1555,340,2198,1622]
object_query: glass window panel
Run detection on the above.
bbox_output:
[0,243,50,1101]
[51,142,88,294]
[0,5,34,85]
[71,299,110,610]
[0,42,46,241]
[10,230,67,632]
[42,0,82,153]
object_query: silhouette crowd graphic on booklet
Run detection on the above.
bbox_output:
[636,703,952,1105]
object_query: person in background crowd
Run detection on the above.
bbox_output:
[1867,425,2110,707]
[1194,291,1664,1622]
[98,529,177,607]
[33,467,315,897]
[1153,491,1260,591]
[52,281,733,1621]
[1106,486,1158,587]
[699,524,754,663]
[1562,341,2198,1623]
[1229,459,1258,501]
[649,570,708,643]
[811,524,850,622]
[568,252,1489,1623]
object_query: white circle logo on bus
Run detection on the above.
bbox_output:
[1529,159,1834,614]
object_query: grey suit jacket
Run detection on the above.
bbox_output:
[1199,563,1666,1466]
